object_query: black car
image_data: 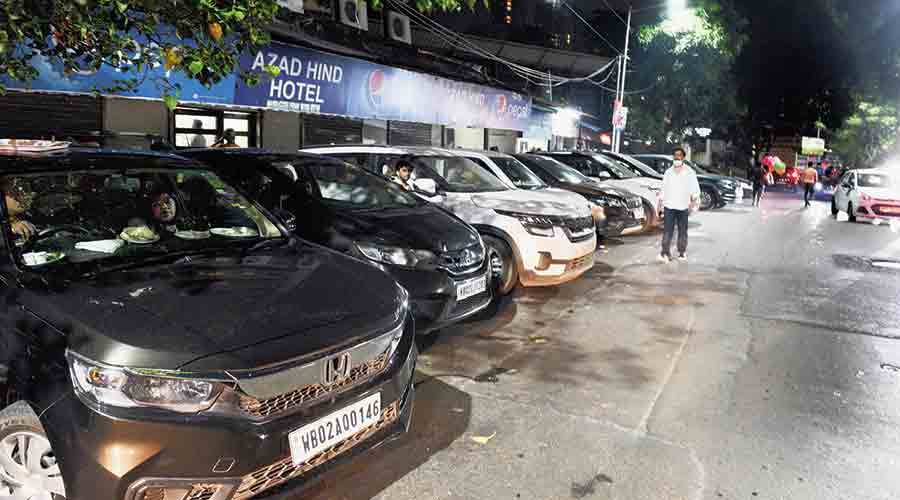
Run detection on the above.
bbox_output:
[181,149,492,334]
[598,150,733,210]
[634,154,753,202]
[513,154,647,235]
[0,148,416,500]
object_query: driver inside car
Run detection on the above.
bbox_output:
[127,189,179,237]
[2,178,37,243]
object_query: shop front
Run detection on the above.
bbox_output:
[1,39,533,152]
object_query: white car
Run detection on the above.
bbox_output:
[541,152,663,228]
[448,148,605,223]
[304,145,597,295]
[832,168,900,222]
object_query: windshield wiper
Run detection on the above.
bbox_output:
[81,247,238,277]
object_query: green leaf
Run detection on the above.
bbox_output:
[188,60,204,75]
[264,64,281,78]
[163,94,178,111]
[233,10,246,21]
[115,1,128,13]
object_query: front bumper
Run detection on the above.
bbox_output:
[44,334,418,500]
[385,262,492,334]
[857,200,900,219]
[603,206,644,236]
[508,222,597,287]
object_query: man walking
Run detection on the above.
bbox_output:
[802,162,819,207]
[658,148,701,263]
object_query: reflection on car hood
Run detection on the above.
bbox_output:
[595,179,660,203]
[860,187,900,201]
[471,189,592,217]
[21,240,403,371]
[337,204,480,252]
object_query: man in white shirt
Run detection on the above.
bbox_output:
[658,147,701,262]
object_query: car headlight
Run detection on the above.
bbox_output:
[495,210,555,237]
[591,196,623,208]
[356,242,438,269]
[67,351,224,414]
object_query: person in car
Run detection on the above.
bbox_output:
[2,178,36,242]
[126,189,178,238]
[392,161,413,191]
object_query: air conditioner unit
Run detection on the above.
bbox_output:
[385,10,412,44]
[338,0,368,31]
[277,0,304,13]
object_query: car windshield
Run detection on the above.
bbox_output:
[590,154,638,179]
[303,160,420,209]
[398,156,509,193]
[522,156,590,184]
[859,173,895,188]
[1,169,281,272]
[491,157,547,190]
[607,154,659,177]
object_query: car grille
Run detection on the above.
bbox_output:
[439,244,484,275]
[556,215,595,242]
[626,197,642,209]
[238,354,389,419]
[186,485,221,500]
[448,293,490,321]
[566,253,594,272]
[233,401,401,500]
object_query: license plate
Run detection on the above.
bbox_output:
[456,274,487,301]
[288,393,381,465]
[632,207,645,219]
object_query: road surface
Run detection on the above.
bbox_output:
[291,189,900,500]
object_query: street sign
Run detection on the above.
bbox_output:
[801,136,825,156]
[613,105,629,131]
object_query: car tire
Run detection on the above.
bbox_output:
[699,188,715,211]
[483,235,518,296]
[641,200,656,233]
[847,202,857,222]
[0,401,66,499]
[831,198,839,217]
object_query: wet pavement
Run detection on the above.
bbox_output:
[292,189,900,500]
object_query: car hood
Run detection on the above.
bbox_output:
[594,178,660,204]
[20,240,403,371]
[470,189,592,217]
[860,187,900,200]
[336,204,480,252]
[551,181,631,201]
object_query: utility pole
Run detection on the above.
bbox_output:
[613,5,633,153]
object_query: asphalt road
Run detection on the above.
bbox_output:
[292,188,900,500]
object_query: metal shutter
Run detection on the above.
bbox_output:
[388,121,433,146]
[302,114,362,147]
[0,91,101,140]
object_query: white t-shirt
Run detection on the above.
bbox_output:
[662,166,701,210]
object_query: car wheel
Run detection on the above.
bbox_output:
[699,188,715,210]
[847,202,857,222]
[641,201,656,233]
[0,401,66,499]
[483,235,517,296]
[831,198,839,217]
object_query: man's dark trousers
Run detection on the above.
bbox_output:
[804,182,815,206]
[661,208,690,257]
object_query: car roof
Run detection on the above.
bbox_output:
[178,147,337,164]
[450,148,515,160]
[0,147,197,173]
[302,144,458,156]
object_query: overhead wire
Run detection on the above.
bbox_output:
[598,0,632,30]
[559,0,623,56]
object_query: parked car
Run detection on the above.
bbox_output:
[513,153,647,235]
[635,154,753,201]
[832,168,900,222]
[304,145,597,296]
[448,148,607,234]
[0,147,416,500]
[540,151,663,228]
[182,148,492,334]
[600,150,731,210]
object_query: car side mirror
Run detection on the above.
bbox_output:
[597,171,612,179]
[273,208,298,232]
[413,178,438,197]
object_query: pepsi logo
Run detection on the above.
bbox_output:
[367,69,385,108]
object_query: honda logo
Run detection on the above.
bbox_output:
[323,353,352,384]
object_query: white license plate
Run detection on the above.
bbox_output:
[632,207,645,219]
[456,274,487,301]
[288,393,381,465]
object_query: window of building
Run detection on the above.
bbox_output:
[173,108,258,148]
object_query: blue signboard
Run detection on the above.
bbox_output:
[3,41,532,131]
[235,42,532,130]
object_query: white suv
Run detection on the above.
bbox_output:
[304,145,597,295]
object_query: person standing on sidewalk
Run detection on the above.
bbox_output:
[802,162,819,207]
[658,148,701,263]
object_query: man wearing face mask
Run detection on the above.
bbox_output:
[658,147,701,263]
